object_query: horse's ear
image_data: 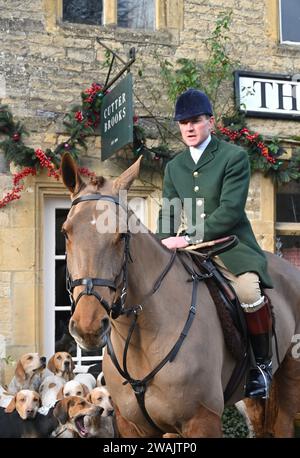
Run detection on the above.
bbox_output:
[113,155,143,193]
[61,152,83,194]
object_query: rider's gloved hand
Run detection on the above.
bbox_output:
[161,236,189,250]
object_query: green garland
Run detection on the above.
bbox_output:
[0,82,105,169]
[1,82,300,188]
[217,124,300,184]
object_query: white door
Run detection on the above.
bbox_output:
[43,197,103,374]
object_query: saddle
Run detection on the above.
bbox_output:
[182,236,247,355]
[182,236,251,400]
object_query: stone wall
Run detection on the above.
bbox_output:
[0,0,298,379]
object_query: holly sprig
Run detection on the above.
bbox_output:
[217,125,300,184]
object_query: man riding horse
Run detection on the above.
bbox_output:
[156,88,273,399]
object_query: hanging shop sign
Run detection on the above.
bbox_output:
[101,73,133,160]
[235,70,300,120]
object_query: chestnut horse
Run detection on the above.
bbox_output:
[61,153,300,437]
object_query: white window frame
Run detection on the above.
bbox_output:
[279,0,300,46]
[61,0,155,29]
[43,197,103,370]
[43,192,155,369]
[56,0,183,32]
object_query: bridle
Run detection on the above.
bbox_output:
[64,191,198,434]
[66,193,131,320]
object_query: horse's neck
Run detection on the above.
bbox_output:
[127,232,177,301]
[110,234,206,374]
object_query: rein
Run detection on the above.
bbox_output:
[106,268,211,434]
[65,192,215,434]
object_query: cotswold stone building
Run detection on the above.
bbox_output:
[0,0,300,382]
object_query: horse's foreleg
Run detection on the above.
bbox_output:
[114,406,142,438]
[181,405,222,438]
[271,352,300,437]
[114,405,163,438]
[244,351,300,438]
[241,398,266,437]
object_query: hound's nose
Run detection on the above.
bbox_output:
[107,409,114,417]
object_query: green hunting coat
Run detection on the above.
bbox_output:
[156,135,273,289]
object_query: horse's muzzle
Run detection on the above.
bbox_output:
[69,317,111,351]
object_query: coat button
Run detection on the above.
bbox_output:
[196,199,203,206]
[194,186,199,192]
[200,213,206,218]
[193,171,198,177]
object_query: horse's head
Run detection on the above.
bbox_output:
[61,153,142,351]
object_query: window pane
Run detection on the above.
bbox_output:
[53,205,103,368]
[117,0,155,29]
[280,0,300,43]
[55,260,69,307]
[55,209,68,255]
[276,182,300,222]
[63,0,103,25]
[275,235,300,269]
[55,310,77,355]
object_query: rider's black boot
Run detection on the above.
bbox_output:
[244,297,273,399]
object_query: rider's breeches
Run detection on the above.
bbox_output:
[213,256,264,312]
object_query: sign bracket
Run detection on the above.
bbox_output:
[96,38,136,92]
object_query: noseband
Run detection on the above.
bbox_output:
[66,194,131,320]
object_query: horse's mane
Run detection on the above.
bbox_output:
[83,174,170,253]
[89,176,105,188]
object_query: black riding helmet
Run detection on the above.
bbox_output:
[174,88,213,121]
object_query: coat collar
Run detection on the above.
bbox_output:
[183,135,219,171]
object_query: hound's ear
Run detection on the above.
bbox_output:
[81,384,90,397]
[85,393,92,403]
[70,358,75,374]
[5,396,17,413]
[15,360,26,382]
[53,398,70,425]
[56,386,64,401]
[61,152,84,195]
[112,156,142,193]
[47,356,56,374]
